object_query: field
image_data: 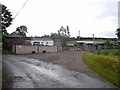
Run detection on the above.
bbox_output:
[81,39,106,42]
[66,41,76,44]
[82,51,119,87]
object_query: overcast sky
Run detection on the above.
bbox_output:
[1,0,119,38]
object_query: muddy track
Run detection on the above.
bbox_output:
[2,51,116,88]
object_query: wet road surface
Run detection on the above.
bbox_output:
[2,55,116,88]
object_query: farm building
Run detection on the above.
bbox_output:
[76,41,105,50]
[3,32,25,50]
[31,37,54,46]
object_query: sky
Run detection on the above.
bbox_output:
[1,0,119,38]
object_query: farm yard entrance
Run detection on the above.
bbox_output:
[2,51,116,88]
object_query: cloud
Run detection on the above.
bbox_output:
[86,0,118,24]
[98,31,117,38]
[95,1,118,24]
[1,0,119,38]
[118,1,120,27]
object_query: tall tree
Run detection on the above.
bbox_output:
[58,26,70,37]
[116,28,120,39]
[66,25,70,37]
[57,26,70,46]
[16,25,28,37]
[1,4,13,36]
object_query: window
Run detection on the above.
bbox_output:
[33,42,40,45]
[40,42,44,46]
[41,42,43,44]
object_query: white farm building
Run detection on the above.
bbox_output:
[31,37,54,46]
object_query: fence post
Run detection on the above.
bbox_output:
[37,45,39,53]
[104,44,106,50]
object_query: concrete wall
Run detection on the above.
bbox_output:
[62,46,80,51]
[38,46,57,53]
[14,45,38,54]
[13,45,58,54]
[57,46,62,51]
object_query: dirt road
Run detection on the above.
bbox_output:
[22,51,108,79]
[2,51,116,88]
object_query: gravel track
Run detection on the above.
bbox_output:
[2,51,116,88]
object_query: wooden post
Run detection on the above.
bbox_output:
[92,34,94,47]
[104,44,106,50]
[113,43,115,50]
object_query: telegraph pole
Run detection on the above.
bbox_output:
[79,30,80,41]
[92,34,94,47]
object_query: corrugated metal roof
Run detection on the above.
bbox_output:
[7,32,23,37]
[32,37,53,41]
[76,41,104,44]
[66,44,75,46]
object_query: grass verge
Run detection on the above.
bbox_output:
[82,51,120,87]
[2,50,13,54]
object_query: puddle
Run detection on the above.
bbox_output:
[14,76,25,82]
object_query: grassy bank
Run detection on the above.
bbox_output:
[82,52,119,87]
[0,43,2,48]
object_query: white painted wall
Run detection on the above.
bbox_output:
[31,40,54,46]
